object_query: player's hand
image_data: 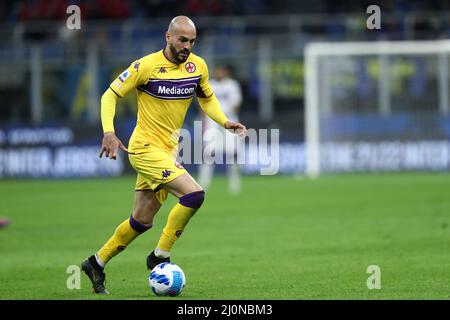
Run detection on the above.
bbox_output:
[99,132,128,160]
[224,120,247,137]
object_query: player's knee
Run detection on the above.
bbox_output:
[179,190,205,209]
[129,215,152,234]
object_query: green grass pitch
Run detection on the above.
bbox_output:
[0,173,449,299]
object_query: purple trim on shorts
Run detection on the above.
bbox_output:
[129,215,152,233]
[179,190,205,209]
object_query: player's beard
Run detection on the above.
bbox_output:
[170,43,190,64]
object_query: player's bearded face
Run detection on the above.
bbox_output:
[169,41,190,63]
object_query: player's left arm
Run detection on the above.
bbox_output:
[196,61,247,136]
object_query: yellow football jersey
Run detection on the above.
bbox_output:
[109,49,222,154]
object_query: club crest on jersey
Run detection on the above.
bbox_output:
[185,62,196,73]
[119,70,130,83]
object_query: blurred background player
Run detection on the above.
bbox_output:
[198,65,243,194]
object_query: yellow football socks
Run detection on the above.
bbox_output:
[156,191,205,253]
[156,203,197,252]
[97,216,151,265]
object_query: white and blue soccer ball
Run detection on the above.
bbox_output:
[149,262,186,297]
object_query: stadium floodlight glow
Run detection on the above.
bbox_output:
[304,39,450,178]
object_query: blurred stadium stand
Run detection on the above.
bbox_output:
[0,0,448,177]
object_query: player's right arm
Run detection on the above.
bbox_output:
[99,59,148,160]
[99,88,128,160]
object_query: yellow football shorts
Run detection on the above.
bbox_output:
[128,146,187,204]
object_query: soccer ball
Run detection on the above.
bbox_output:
[149,262,186,297]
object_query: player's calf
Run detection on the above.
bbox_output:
[148,190,205,269]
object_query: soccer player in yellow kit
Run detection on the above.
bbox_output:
[81,16,246,294]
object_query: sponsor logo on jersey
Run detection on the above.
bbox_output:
[159,67,167,73]
[157,86,195,96]
[137,76,201,100]
[185,62,196,73]
[133,61,140,71]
